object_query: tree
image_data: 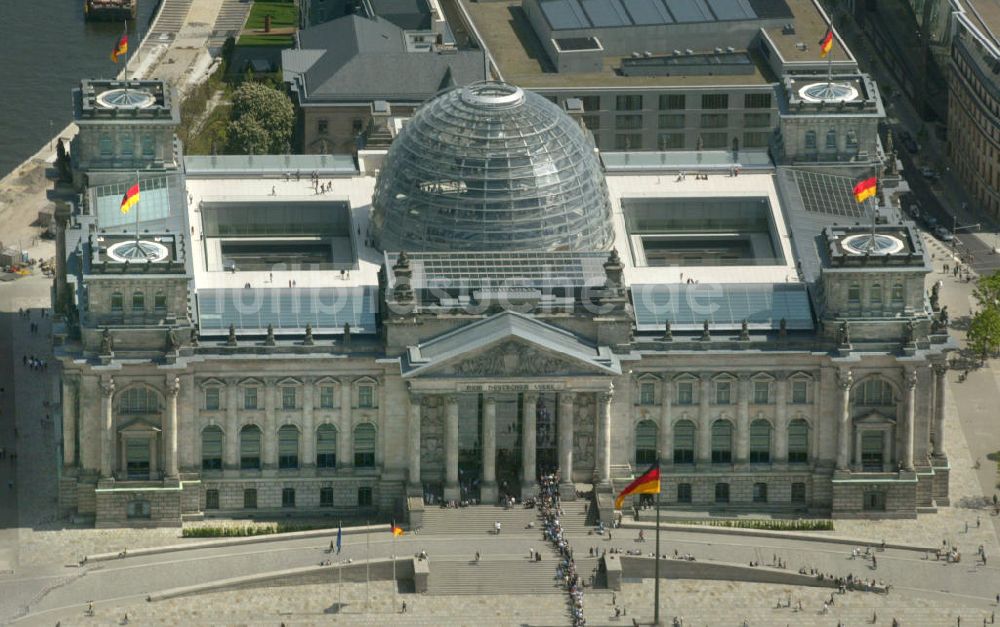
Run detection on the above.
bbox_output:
[967,306,1000,361]
[226,81,294,154]
[973,270,1000,310]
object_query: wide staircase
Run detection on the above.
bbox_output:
[147,0,194,42]
[428,552,564,595]
[419,499,592,536]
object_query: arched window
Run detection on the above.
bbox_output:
[711,420,732,463]
[847,283,861,304]
[316,424,337,468]
[825,128,837,149]
[749,419,771,463]
[132,290,145,311]
[634,420,658,465]
[119,387,157,414]
[201,426,223,470]
[857,378,894,406]
[111,291,123,312]
[805,130,817,150]
[354,423,376,467]
[846,130,858,149]
[870,283,882,304]
[673,419,695,464]
[240,425,262,470]
[278,425,299,469]
[787,419,810,463]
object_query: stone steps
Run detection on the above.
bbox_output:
[419,501,591,536]
[147,0,194,40]
[207,0,252,49]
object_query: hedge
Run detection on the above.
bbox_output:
[182,522,333,538]
[673,518,834,531]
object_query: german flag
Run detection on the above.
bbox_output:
[615,461,660,509]
[111,33,128,63]
[391,525,404,537]
[853,175,878,203]
[120,183,140,214]
[818,28,834,58]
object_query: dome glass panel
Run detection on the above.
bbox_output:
[372,82,614,252]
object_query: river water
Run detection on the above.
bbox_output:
[0,0,159,178]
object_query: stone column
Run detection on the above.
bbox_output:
[659,380,672,465]
[882,427,893,472]
[165,376,179,478]
[100,378,115,478]
[933,364,947,457]
[736,375,750,465]
[339,380,353,470]
[596,390,612,487]
[522,392,538,494]
[444,395,460,501]
[774,375,788,466]
[854,429,863,471]
[557,392,575,494]
[836,369,852,471]
[407,392,422,493]
[62,379,77,467]
[697,375,712,465]
[902,368,917,471]
[263,381,277,471]
[477,395,496,502]
[148,436,158,477]
[224,379,240,471]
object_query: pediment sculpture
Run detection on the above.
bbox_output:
[450,341,583,377]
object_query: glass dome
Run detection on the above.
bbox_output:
[372,82,614,253]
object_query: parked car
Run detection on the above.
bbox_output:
[934,226,954,241]
[921,166,939,180]
[898,130,920,154]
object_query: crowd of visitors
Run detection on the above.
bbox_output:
[537,473,586,626]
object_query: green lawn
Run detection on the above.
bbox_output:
[244,1,298,30]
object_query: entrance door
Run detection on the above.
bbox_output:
[457,394,482,500]
[863,491,886,511]
[126,438,151,480]
[534,393,558,478]
[494,393,521,497]
[860,431,884,472]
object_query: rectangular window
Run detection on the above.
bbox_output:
[154,292,167,312]
[616,95,643,111]
[847,284,861,304]
[673,424,695,464]
[714,482,730,503]
[676,483,692,503]
[282,487,296,508]
[205,489,220,510]
[580,95,600,111]
[791,482,806,503]
[358,385,374,408]
[657,133,684,150]
[111,292,123,312]
[659,94,685,110]
[639,382,656,405]
[354,427,376,467]
[202,430,223,470]
[715,381,731,405]
[317,427,337,468]
[279,429,299,469]
[320,386,335,409]
[700,132,728,149]
[121,136,133,157]
[320,487,334,507]
[244,387,258,410]
[753,381,770,404]
[243,488,257,509]
[752,482,768,503]
[614,134,643,150]
[141,135,154,157]
[281,386,296,410]
[700,113,728,129]
[615,114,643,130]
[582,114,601,130]
[676,382,694,405]
[358,486,373,506]
[743,112,771,128]
[99,135,113,156]
[744,93,772,109]
[791,380,808,404]
[205,387,220,411]
[743,132,770,148]
[658,114,685,129]
[701,94,729,109]
[317,119,328,134]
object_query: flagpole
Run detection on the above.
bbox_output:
[338,520,343,612]
[392,532,397,609]
[654,460,661,626]
[365,520,370,610]
[134,170,141,246]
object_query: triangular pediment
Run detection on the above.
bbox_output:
[854,411,895,425]
[404,311,620,378]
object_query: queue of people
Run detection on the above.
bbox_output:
[537,473,586,626]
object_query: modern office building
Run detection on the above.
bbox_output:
[54,78,953,527]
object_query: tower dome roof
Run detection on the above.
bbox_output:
[372,82,614,253]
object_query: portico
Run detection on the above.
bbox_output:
[402,311,621,502]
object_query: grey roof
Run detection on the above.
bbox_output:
[404,310,621,376]
[284,15,487,103]
[370,0,431,30]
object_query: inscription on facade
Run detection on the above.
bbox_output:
[458,382,566,393]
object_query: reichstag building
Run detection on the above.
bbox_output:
[53,77,954,527]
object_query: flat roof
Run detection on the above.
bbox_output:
[957,0,1000,51]
[763,0,849,63]
[605,169,800,285]
[463,0,770,87]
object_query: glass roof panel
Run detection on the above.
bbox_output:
[197,287,378,335]
[631,283,814,331]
